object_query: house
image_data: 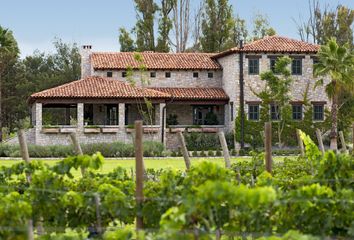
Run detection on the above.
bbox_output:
[11,36,328,149]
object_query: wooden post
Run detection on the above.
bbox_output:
[135,120,144,230]
[339,131,348,153]
[352,123,354,155]
[69,132,83,155]
[218,131,231,169]
[296,129,305,157]
[94,194,102,235]
[18,129,31,183]
[265,122,272,174]
[69,132,85,176]
[177,131,191,170]
[27,219,34,240]
[316,129,325,155]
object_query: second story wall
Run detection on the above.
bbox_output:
[93,69,223,88]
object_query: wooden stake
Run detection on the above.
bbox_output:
[27,219,34,240]
[18,129,31,183]
[218,131,231,169]
[352,123,354,156]
[69,132,85,176]
[296,129,305,157]
[265,122,272,174]
[135,120,144,230]
[94,194,102,235]
[339,131,348,153]
[177,131,191,170]
[316,129,325,155]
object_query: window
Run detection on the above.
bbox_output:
[107,71,113,78]
[106,104,118,125]
[193,106,219,125]
[312,57,319,73]
[150,72,156,78]
[270,104,280,120]
[292,58,302,75]
[208,72,214,78]
[292,104,303,120]
[165,72,171,78]
[122,72,127,78]
[193,72,199,78]
[270,58,277,72]
[248,58,259,74]
[248,105,259,121]
[313,104,324,121]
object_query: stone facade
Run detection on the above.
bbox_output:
[20,45,329,150]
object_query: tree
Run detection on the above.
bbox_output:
[251,57,293,148]
[251,13,276,41]
[200,0,235,52]
[172,0,191,52]
[314,39,354,150]
[0,26,19,141]
[134,0,159,51]
[119,28,136,52]
[230,15,248,48]
[156,0,175,52]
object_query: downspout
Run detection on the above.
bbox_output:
[239,40,245,149]
[161,96,174,144]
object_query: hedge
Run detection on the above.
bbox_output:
[0,141,165,158]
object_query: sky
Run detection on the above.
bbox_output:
[1,0,353,58]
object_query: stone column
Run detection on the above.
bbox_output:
[33,102,42,145]
[224,103,231,131]
[119,103,125,129]
[77,103,84,132]
[158,103,166,144]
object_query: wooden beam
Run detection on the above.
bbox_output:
[135,120,144,230]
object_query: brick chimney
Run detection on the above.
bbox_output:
[81,45,92,79]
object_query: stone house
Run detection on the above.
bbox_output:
[10,36,328,149]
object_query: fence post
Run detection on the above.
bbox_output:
[27,219,34,240]
[94,194,102,235]
[135,120,144,230]
[218,131,231,169]
[296,129,305,157]
[18,129,31,183]
[69,132,86,176]
[352,123,354,156]
[177,131,191,170]
[265,122,272,174]
[316,129,325,155]
[339,131,348,153]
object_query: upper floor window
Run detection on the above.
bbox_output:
[122,72,127,78]
[248,104,259,121]
[208,72,214,78]
[313,104,324,121]
[150,72,156,78]
[107,71,113,78]
[230,102,234,121]
[292,58,302,75]
[248,58,259,75]
[292,104,303,120]
[312,57,319,73]
[165,72,171,78]
[270,104,280,120]
[193,72,199,78]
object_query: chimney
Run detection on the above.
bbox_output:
[81,45,92,79]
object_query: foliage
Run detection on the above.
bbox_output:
[166,114,178,126]
[184,132,234,151]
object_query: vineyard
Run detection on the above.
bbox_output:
[0,131,353,240]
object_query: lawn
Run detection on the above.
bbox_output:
[0,156,290,176]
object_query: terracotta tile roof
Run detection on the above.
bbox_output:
[29,76,170,101]
[91,52,222,70]
[213,35,319,58]
[151,87,229,101]
[29,77,229,102]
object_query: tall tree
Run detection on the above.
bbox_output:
[0,26,19,141]
[119,28,136,52]
[314,39,354,150]
[230,15,248,48]
[200,0,235,52]
[251,13,276,41]
[134,0,159,51]
[172,0,191,52]
[156,0,175,52]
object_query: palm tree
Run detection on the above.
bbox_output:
[0,26,19,141]
[314,38,354,150]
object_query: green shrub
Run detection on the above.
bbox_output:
[184,132,235,151]
[215,150,222,156]
[192,151,198,157]
[207,150,214,157]
[200,150,206,157]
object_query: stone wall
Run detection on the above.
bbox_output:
[94,70,223,88]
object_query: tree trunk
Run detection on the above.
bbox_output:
[330,95,338,151]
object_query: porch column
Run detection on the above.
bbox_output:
[157,103,166,144]
[224,103,231,131]
[77,103,84,132]
[33,103,42,131]
[119,103,125,129]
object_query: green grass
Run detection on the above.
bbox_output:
[0,156,289,175]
